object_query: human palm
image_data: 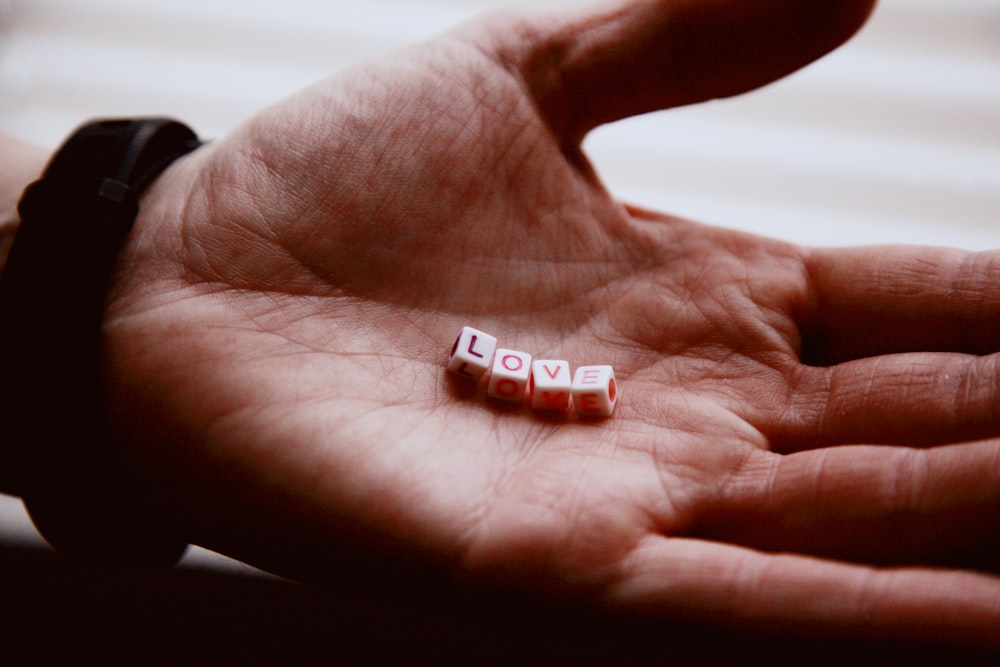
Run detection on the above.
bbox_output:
[97,0,999,649]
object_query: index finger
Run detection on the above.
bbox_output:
[800,245,1000,365]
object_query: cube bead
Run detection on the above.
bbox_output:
[529,360,572,411]
[487,349,532,402]
[572,365,618,417]
[447,326,497,381]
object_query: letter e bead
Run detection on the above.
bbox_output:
[572,365,618,418]
[487,349,532,402]
[447,327,497,381]
[530,360,571,411]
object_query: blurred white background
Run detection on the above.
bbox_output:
[0,0,998,568]
[2,0,998,248]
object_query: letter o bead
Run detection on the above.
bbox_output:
[572,365,618,418]
[447,327,497,381]
[487,349,532,402]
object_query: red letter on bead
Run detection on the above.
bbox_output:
[446,327,497,381]
[530,360,571,411]
[487,349,532,402]
[572,365,617,417]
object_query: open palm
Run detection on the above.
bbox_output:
[89,0,1000,649]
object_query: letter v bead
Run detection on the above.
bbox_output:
[530,360,571,411]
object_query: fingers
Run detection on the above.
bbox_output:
[756,245,1000,448]
[611,535,1000,650]
[490,0,875,140]
[800,246,1000,365]
[695,445,1000,570]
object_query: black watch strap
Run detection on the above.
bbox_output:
[0,118,200,567]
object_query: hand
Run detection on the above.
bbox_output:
[97,0,1000,649]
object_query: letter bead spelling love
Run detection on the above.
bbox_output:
[446,327,617,417]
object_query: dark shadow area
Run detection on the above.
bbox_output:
[0,543,996,666]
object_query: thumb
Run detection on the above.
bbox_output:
[489,0,876,142]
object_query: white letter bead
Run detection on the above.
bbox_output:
[447,327,497,380]
[572,365,618,417]
[487,349,532,402]
[530,360,572,411]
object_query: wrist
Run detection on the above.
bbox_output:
[0,134,50,272]
[1,119,200,566]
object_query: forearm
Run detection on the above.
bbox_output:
[0,133,49,270]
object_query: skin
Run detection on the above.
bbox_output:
[5,0,1000,652]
